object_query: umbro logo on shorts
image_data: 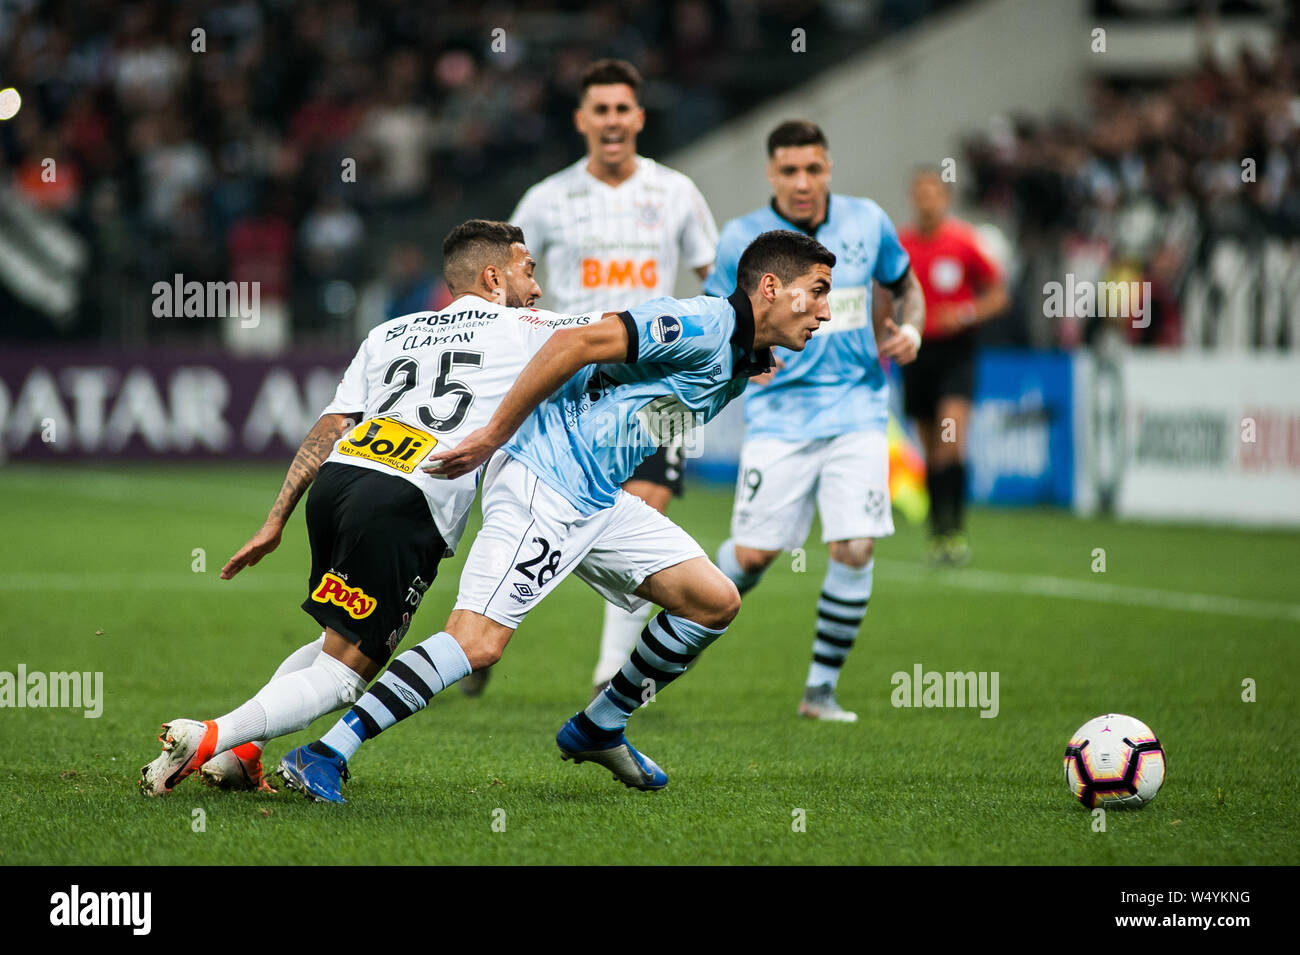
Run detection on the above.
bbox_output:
[514,582,536,599]
[311,572,378,619]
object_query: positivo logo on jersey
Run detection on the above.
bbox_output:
[650,315,682,344]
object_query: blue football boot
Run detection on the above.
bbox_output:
[556,714,668,791]
[277,743,350,804]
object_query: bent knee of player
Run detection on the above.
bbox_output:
[735,545,779,575]
[694,575,741,630]
[447,611,513,669]
[828,538,874,568]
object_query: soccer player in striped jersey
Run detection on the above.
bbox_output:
[470,58,719,701]
[138,221,604,796]
[705,121,926,722]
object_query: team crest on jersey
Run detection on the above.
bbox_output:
[650,315,682,344]
[839,239,869,267]
[637,201,663,226]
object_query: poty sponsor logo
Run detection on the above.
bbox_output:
[50,885,151,935]
[890,664,999,718]
[311,572,377,619]
[151,274,260,328]
[0,665,103,718]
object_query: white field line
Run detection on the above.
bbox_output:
[0,572,304,592]
[876,560,1300,624]
[1,563,1297,626]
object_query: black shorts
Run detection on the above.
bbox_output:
[300,462,446,665]
[628,443,685,497]
[902,331,977,421]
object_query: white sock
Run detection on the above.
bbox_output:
[214,651,366,752]
[208,634,326,756]
[240,634,327,752]
[593,602,654,686]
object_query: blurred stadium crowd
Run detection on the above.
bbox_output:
[2,0,1296,352]
[0,0,946,343]
[967,19,1300,349]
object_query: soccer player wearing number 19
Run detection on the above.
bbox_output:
[138,221,599,796]
[281,231,836,801]
[706,121,926,722]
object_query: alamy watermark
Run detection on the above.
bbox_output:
[1043,274,1151,329]
[152,274,260,328]
[1,664,103,718]
[890,663,999,718]
[49,886,150,935]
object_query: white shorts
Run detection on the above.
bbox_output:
[730,429,894,552]
[455,453,707,629]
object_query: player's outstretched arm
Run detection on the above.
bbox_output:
[220,412,353,580]
[878,269,925,365]
[426,314,628,479]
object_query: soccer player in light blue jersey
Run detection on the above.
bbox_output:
[278,231,836,801]
[705,120,926,722]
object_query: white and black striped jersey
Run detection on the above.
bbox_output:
[319,297,601,552]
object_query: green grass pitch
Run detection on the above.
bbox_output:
[0,464,1296,865]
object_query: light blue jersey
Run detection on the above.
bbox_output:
[704,195,909,441]
[504,291,771,514]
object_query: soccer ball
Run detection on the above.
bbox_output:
[1063,713,1165,809]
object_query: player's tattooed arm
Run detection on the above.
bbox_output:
[878,270,925,365]
[425,314,629,479]
[220,412,353,579]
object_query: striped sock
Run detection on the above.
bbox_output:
[318,632,472,762]
[584,611,726,734]
[806,558,872,689]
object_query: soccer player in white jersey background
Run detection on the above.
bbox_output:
[705,121,926,722]
[138,221,598,796]
[485,58,720,701]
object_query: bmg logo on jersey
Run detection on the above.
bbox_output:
[311,572,377,619]
[581,258,658,288]
[650,315,682,344]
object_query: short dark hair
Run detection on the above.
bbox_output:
[442,219,526,292]
[912,164,950,188]
[580,58,642,100]
[767,120,828,157]
[736,230,836,293]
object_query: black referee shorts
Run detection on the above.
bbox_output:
[300,462,446,665]
[902,331,977,421]
[628,443,685,497]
